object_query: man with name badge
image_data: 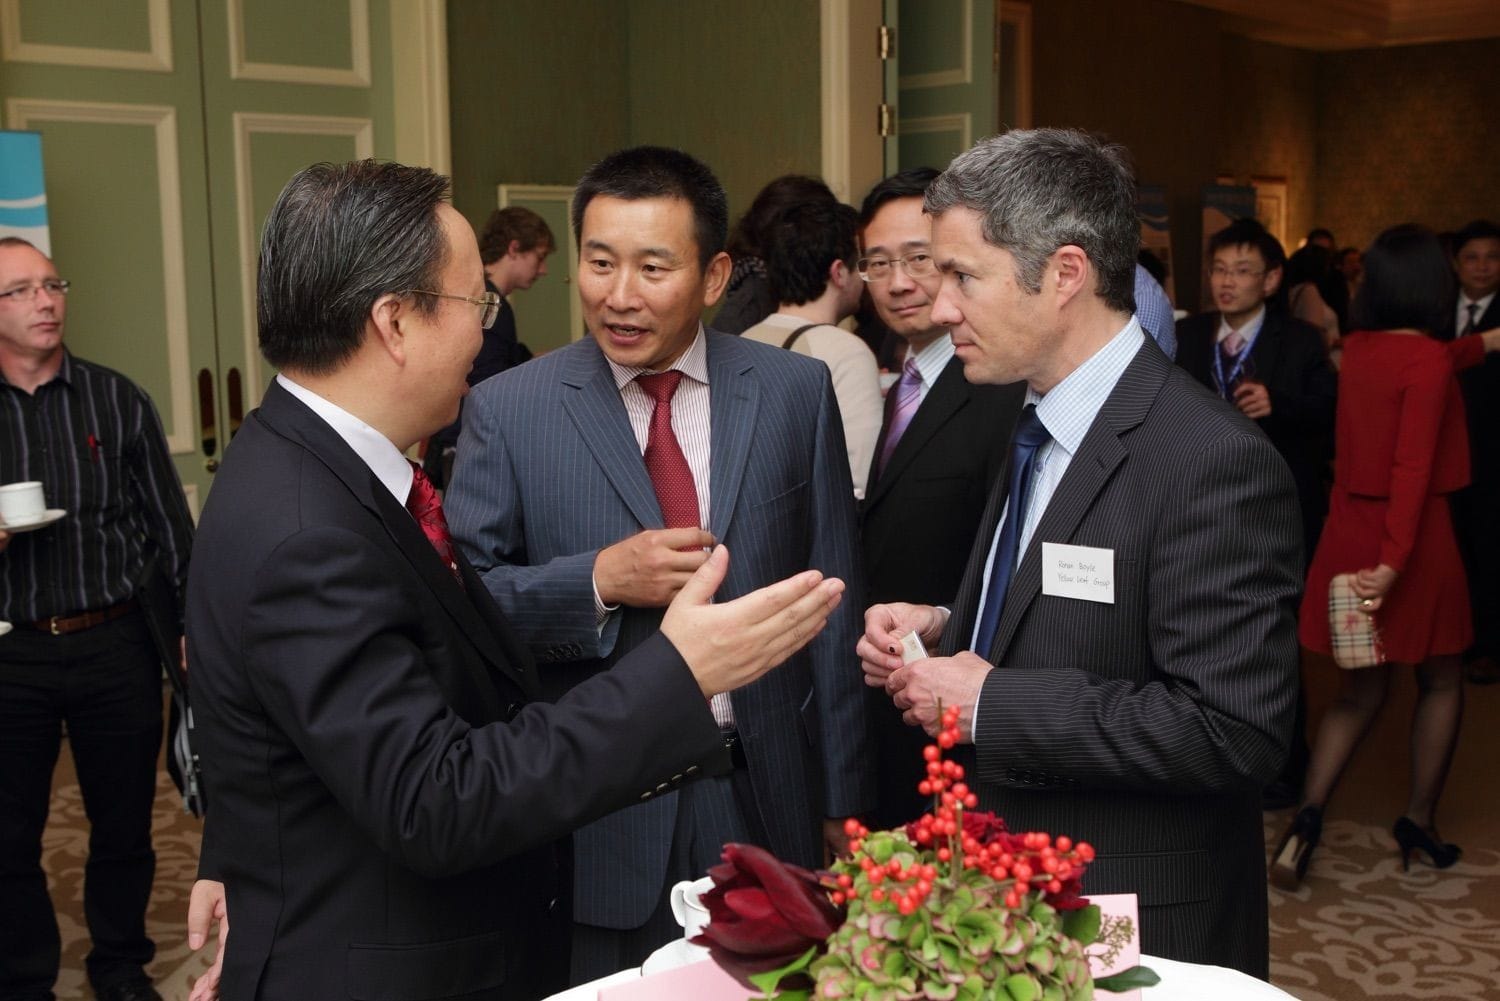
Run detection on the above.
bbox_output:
[858,130,1301,980]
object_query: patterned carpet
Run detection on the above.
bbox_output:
[40,677,1500,1000]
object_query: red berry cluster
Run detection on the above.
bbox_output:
[834,705,1097,915]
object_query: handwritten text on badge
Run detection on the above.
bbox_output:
[1041,542,1115,604]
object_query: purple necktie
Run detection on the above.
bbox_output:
[875,359,923,478]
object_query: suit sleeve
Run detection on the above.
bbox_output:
[239,523,723,878]
[973,431,1300,794]
[1379,352,1450,573]
[447,381,620,659]
[804,369,876,817]
[1261,322,1337,440]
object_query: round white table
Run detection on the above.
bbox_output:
[543,950,1297,1000]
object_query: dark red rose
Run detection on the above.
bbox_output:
[691,843,845,962]
[962,811,1009,846]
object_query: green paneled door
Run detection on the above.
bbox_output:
[1,0,397,510]
[897,0,996,172]
[497,184,581,356]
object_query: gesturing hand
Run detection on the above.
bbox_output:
[595,527,716,608]
[1232,381,1272,419]
[661,545,844,698]
[886,651,991,741]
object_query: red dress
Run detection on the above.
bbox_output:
[1300,331,1485,662]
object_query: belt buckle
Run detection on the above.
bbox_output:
[48,615,62,636]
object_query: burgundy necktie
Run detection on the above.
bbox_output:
[636,371,701,533]
[406,461,462,584]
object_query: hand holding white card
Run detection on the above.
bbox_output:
[899,630,929,664]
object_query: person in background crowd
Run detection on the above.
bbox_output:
[1274,224,1500,888]
[1305,227,1336,251]
[422,205,553,488]
[445,147,871,985]
[715,174,837,334]
[854,167,1023,829]
[1134,262,1177,359]
[180,159,845,1001]
[1449,219,1500,685]
[741,199,882,497]
[862,129,1300,980]
[1335,246,1363,330]
[1285,244,1342,359]
[1,237,194,1001]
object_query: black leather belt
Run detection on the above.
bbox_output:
[722,730,749,770]
[26,598,138,636]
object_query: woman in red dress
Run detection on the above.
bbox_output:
[1272,225,1500,888]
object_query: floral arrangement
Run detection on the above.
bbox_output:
[694,706,1158,1000]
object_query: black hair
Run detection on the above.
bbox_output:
[1208,218,1287,273]
[764,201,859,305]
[726,175,836,261]
[1452,219,1500,256]
[859,167,940,228]
[1350,224,1454,335]
[571,146,727,270]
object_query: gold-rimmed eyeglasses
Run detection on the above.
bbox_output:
[856,252,937,282]
[406,289,501,330]
[0,279,70,303]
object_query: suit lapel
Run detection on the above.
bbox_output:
[864,357,970,509]
[706,332,760,537]
[984,343,1166,663]
[559,339,664,530]
[1249,312,1283,384]
[256,383,534,704]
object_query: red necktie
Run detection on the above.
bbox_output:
[636,371,701,534]
[407,462,462,584]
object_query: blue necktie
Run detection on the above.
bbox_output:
[972,405,1050,657]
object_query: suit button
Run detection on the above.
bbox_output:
[671,773,683,783]
[685,765,699,776]
[640,790,653,800]
[656,782,670,794]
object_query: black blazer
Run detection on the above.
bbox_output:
[188,382,727,1001]
[1176,309,1336,561]
[857,356,1023,828]
[945,343,1301,979]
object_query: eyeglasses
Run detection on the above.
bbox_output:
[0,279,70,303]
[1209,265,1266,282]
[856,252,937,282]
[406,289,501,330]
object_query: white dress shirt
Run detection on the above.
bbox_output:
[1457,292,1495,334]
[277,374,413,505]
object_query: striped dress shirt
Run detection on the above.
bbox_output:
[1,351,194,625]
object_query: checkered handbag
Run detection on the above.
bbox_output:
[1328,573,1386,669]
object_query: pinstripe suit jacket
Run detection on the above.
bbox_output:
[447,330,873,929]
[940,342,1301,979]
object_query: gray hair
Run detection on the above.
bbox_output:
[925,129,1138,315]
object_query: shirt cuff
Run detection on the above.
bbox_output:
[592,574,620,632]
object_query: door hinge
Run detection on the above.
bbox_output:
[878,24,895,60]
[878,103,895,137]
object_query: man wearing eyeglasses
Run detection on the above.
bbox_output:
[0,237,194,1001]
[854,169,1025,829]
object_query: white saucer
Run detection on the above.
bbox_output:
[0,508,66,533]
[0,621,11,637]
[640,938,709,975]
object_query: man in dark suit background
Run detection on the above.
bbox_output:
[860,129,1301,979]
[1450,219,1500,684]
[180,159,847,1001]
[445,147,872,984]
[853,168,1023,828]
[1176,218,1336,567]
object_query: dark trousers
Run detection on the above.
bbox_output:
[0,610,162,999]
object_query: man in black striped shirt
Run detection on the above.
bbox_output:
[0,236,193,1001]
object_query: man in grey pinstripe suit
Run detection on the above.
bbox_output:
[447,147,872,984]
[860,130,1301,979]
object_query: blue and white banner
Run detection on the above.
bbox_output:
[0,131,50,256]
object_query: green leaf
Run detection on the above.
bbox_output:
[747,946,819,996]
[1094,964,1162,991]
[1004,973,1039,1001]
[1061,904,1101,945]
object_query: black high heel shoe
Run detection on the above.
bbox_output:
[1270,805,1323,890]
[1393,817,1461,871]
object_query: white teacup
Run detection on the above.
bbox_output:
[0,481,45,524]
[669,875,714,951]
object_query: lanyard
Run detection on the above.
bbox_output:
[1211,325,1261,397]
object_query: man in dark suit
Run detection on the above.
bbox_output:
[860,129,1301,979]
[853,168,1023,828]
[1176,218,1336,566]
[445,147,872,984]
[180,159,847,1001]
[1450,219,1500,684]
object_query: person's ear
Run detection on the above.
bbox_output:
[702,251,733,306]
[1051,245,1091,306]
[369,292,409,364]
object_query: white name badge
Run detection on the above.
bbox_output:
[1041,542,1115,604]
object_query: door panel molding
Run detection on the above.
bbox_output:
[496,183,582,351]
[226,0,371,86]
[5,98,194,455]
[232,112,374,403]
[0,0,172,72]
[898,0,971,89]
[390,0,448,173]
